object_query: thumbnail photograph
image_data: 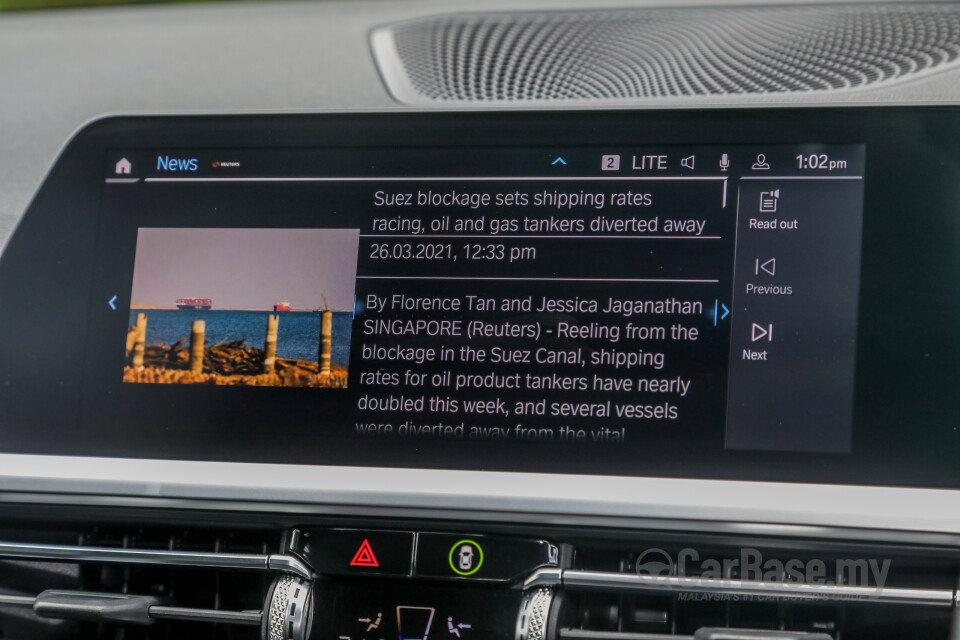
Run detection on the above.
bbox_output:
[124,227,360,388]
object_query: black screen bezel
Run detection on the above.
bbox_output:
[1,108,958,489]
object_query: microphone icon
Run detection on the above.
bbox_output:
[719,153,730,172]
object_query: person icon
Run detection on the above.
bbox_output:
[752,154,770,170]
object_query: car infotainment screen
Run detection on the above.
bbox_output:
[109,143,866,456]
[1,110,958,487]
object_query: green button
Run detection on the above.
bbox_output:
[448,539,484,576]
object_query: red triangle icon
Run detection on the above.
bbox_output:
[350,539,379,567]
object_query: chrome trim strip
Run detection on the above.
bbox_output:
[523,568,563,589]
[0,594,262,626]
[3,454,960,541]
[149,606,262,625]
[0,594,35,607]
[556,569,957,607]
[560,630,690,640]
[0,541,311,579]
[267,554,314,580]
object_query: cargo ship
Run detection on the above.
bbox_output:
[176,297,212,311]
[274,301,292,311]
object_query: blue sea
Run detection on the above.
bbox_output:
[129,309,354,367]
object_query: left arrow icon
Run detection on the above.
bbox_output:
[108,295,118,310]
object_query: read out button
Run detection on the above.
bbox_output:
[300,529,414,577]
[415,533,557,582]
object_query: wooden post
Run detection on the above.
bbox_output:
[264,314,279,373]
[125,328,138,357]
[189,320,205,374]
[131,313,147,368]
[319,310,333,375]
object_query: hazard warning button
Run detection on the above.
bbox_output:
[350,539,379,567]
[300,529,414,577]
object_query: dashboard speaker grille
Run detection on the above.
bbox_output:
[372,4,960,103]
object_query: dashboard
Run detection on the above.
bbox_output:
[4,3,960,640]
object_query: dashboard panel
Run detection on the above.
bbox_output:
[5,3,960,639]
[0,108,958,491]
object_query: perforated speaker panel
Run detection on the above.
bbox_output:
[371,4,960,103]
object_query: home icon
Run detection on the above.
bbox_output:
[115,158,132,175]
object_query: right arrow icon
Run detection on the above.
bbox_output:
[713,300,731,326]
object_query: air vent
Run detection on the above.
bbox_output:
[540,539,960,639]
[0,525,300,640]
[371,4,960,103]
